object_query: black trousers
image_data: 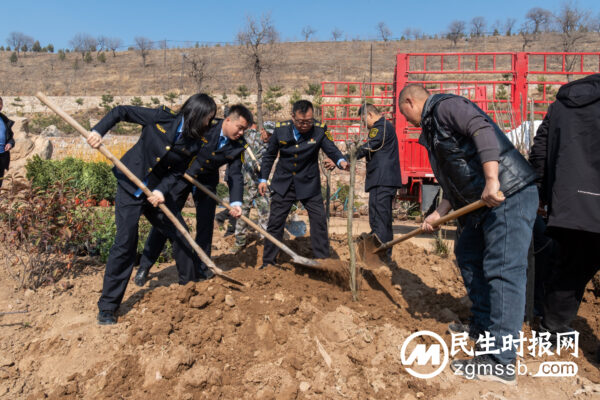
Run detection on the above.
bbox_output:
[368,186,397,257]
[0,152,9,188]
[263,185,329,265]
[98,185,201,312]
[543,228,600,332]
[139,184,217,272]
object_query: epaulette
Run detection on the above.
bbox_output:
[161,105,177,115]
[237,137,249,149]
[275,121,291,128]
[211,118,223,126]
[315,121,326,128]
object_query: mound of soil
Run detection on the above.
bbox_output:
[0,231,599,399]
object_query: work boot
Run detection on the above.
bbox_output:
[198,267,215,281]
[97,310,117,325]
[448,322,483,340]
[134,266,151,287]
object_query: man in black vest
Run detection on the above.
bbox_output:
[530,74,600,344]
[134,105,251,286]
[398,84,538,384]
[258,100,348,268]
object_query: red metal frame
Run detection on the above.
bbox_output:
[322,51,600,203]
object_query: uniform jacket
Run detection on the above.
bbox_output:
[530,73,600,234]
[419,94,536,210]
[354,117,402,192]
[186,120,246,203]
[92,105,201,197]
[0,113,15,148]
[261,120,344,199]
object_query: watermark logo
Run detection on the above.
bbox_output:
[400,330,449,379]
[400,330,580,380]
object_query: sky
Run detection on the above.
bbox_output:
[1,0,598,50]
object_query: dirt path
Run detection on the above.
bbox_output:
[0,230,598,399]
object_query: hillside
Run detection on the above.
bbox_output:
[1,33,599,97]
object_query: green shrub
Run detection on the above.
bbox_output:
[26,156,117,201]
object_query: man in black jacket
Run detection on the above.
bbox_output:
[354,104,402,260]
[134,105,251,286]
[0,97,16,187]
[398,84,538,384]
[258,100,349,268]
[529,74,600,339]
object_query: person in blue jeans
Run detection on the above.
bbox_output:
[398,84,538,385]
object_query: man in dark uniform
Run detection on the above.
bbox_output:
[258,100,349,268]
[88,94,218,324]
[329,103,402,260]
[134,104,252,285]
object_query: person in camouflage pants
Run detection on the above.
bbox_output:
[231,121,275,253]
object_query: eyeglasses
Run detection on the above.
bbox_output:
[293,118,314,126]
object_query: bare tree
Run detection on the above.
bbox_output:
[188,54,209,91]
[6,32,34,56]
[470,16,487,37]
[555,1,590,51]
[331,28,343,41]
[105,37,123,57]
[447,20,466,46]
[403,27,423,40]
[555,2,591,77]
[236,13,280,129]
[519,22,536,51]
[134,36,154,67]
[69,33,97,59]
[491,19,502,36]
[504,18,517,36]
[526,7,553,34]
[592,14,600,36]
[96,35,107,52]
[376,22,392,42]
[301,25,316,41]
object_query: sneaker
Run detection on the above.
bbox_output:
[450,355,516,386]
[97,310,117,325]
[448,322,482,340]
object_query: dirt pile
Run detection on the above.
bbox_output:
[0,231,599,399]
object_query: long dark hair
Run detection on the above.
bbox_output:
[180,93,217,139]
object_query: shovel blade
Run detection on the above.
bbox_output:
[356,233,387,269]
[292,255,320,268]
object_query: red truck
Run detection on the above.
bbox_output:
[321,51,600,210]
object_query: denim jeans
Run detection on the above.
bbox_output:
[455,184,538,364]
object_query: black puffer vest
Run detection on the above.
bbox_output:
[419,94,536,210]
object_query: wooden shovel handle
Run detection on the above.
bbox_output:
[375,199,489,253]
[183,173,300,260]
[35,92,244,286]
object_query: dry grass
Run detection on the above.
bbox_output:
[1,33,599,96]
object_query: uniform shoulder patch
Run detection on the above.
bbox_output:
[211,118,222,126]
[156,123,166,133]
[162,105,177,115]
[369,128,378,139]
[325,130,334,141]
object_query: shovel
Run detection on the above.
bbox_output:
[357,198,490,269]
[183,174,320,268]
[35,92,246,287]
